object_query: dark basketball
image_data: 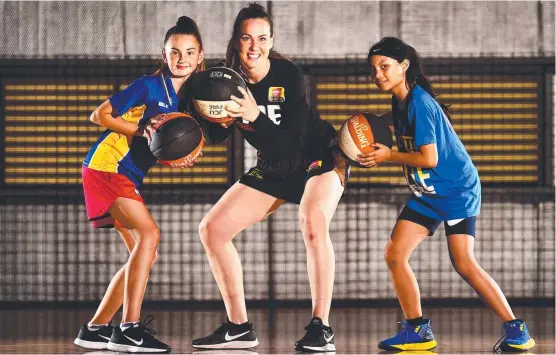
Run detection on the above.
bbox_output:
[190,67,248,123]
[339,112,393,167]
[149,112,204,168]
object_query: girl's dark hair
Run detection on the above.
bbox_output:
[368,37,451,120]
[154,16,205,75]
[225,3,283,72]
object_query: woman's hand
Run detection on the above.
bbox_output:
[227,86,260,122]
[356,143,392,167]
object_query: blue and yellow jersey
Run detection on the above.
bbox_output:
[83,72,180,188]
[393,85,481,220]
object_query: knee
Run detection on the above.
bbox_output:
[299,210,327,247]
[134,224,160,258]
[199,217,225,250]
[140,224,160,245]
[451,257,478,280]
[384,241,404,270]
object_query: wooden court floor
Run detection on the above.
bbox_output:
[0,306,553,354]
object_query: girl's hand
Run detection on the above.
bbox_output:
[356,143,392,167]
[183,149,203,168]
[142,113,169,143]
[227,86,260,122]
[220,119,235,128]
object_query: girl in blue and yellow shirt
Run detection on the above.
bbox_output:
[75,16,205,353]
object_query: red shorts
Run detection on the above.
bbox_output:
[82,166,144,228]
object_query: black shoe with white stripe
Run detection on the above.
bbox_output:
[107,315,171,353]
[74,323,114,350]
[191,317,259,349]
[295,317,336,352]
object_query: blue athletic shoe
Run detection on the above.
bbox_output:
[378,319,437,351]
[494,319,535,352]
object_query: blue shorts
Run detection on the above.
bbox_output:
[398,206,476,237]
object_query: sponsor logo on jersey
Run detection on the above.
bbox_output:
[210,71,223,78]
[158,102,169,109]
[268,87,285,103]
[246,167,264,179]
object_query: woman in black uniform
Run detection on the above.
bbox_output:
[191,4,347,353]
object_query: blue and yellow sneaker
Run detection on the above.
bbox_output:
[493,319,535,352]
[378,319,437,351]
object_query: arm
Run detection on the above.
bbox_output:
[92,77,150,135]
[359,97,439,168]
[227,66,309,159]
[90,100,144,136]
[357,142,438,168]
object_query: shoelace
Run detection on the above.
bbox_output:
[139,315,157,336]
[493,334,506,352]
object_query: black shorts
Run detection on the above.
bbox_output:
[398,206,477,237]
[239,147,350,204]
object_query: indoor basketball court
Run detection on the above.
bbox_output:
[0,1,554,354]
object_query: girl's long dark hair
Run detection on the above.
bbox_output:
[225,3,283,72]
[154,16,205,75]
[368,37,451,121]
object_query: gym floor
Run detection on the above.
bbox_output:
[0,306,553,354]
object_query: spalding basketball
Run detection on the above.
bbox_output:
[149,112,204,168]
[339,112,393,167]
[190,67,248,123]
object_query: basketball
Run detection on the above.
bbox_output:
[190,66,248,123]
[339,112,393,167]
[149,112,204,168]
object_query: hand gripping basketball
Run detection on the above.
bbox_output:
[148,112,205,168]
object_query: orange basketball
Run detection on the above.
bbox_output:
[339,112,393,166]
[149,112,204,168]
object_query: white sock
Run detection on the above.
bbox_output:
[87,322,108,331]
[120,321,139,331]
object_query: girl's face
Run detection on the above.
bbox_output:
[162,34,204,79]
[369,55,408,93]
[237,18,273,72]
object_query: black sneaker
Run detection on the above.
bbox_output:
[191,317,259,349]
[295,317,336,352]
[107,315,171,353]
[74,323,114,350]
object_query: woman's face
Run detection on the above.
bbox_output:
[369,55,407,93]
[237,18,273,72]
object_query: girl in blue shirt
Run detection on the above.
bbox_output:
[360,37,535,353]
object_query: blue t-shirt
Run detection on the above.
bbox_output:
[83,72,180,188]
[393,85,481,220]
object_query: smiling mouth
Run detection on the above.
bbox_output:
[376,80,387,85]
[248,54,261,60]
